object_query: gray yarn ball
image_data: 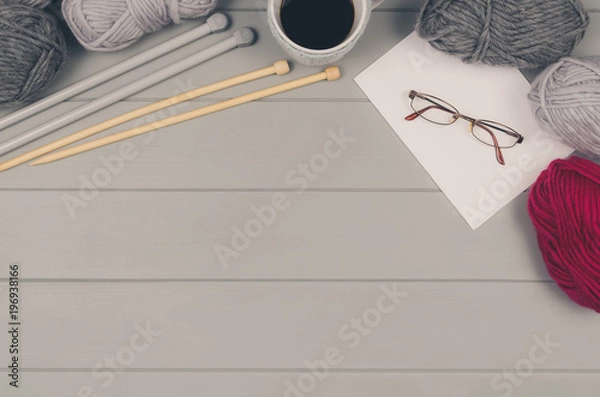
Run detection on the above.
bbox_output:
[530,57,600,157]
[62,0,220,52]
[0,0,53,7]
[0,5,67,105]
[416,0,590,69]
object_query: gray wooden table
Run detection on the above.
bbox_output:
[1,1,600,396]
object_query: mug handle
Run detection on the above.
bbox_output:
[371,0,384,9]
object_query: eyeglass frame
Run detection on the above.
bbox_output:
[405,90,524,165]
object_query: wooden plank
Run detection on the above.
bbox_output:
[34,11,600,103]
[2,8,595,120]
[0,282,598,369]
[2,372,600,397]
[0,191,549,280]
[3,100,588,192]
[219,0,600,10]
[0,102,435,190]
[217,0,424,10]
[38,12,412,103]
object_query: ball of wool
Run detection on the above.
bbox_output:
[416,0,589,69]
[62,0,220,52]
[0,0,53,7]
[528,156,600,313]
[0,5,67,105]
[530,57,600,157]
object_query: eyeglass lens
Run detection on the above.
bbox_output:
[410,94,458,125]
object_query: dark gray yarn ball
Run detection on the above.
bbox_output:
[416,0,590,69]
[0,5,67,105]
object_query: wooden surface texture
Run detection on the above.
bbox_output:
[1,1,600,396]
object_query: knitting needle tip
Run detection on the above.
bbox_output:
[325,66,341,81]
[206,13,230,33]
[274,60,290,75]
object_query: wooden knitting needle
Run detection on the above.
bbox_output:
[0,60,290,172]
[31,67,341,166]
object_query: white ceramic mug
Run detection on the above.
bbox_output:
[267,0,384,66]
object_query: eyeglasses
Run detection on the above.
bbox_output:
[405,90,524,165]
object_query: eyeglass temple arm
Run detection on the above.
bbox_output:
[405,105,454,121]
[477,120,523,141]
[473,123,505,165]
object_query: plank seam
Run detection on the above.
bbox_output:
[0,279,553,283]
[2,368,599,373]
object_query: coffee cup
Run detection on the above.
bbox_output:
[267,0,384,66]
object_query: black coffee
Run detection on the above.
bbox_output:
[280,0,355,50]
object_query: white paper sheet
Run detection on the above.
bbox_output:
[355,32,574,230]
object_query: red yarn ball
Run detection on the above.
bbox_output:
[528,156,600,312]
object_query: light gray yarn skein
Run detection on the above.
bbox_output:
[530,57,600,157]
[416,0,589,69]
[62,0,219,52]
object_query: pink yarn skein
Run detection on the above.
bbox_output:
[528,156,600,312]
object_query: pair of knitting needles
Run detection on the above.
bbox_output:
[0,62,340,169]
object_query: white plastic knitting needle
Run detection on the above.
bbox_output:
[31,67,342,166]
[0,27,255,159]
[0,60,289,172]
[0,13,229,135]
